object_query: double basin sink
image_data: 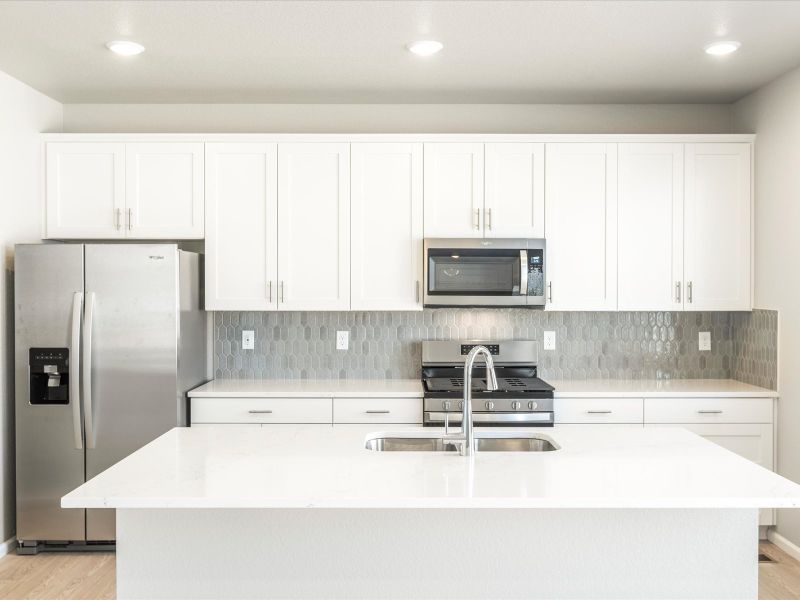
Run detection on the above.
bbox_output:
[365,433,558,453]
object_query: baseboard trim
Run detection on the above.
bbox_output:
[768,530,800,562]
[0,537,16,558]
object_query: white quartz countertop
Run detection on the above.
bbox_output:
[188,379,423,398]
[189,378,775,399]
[62,425,800,510]
[551,378,776,398]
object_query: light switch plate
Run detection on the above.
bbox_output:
[699,331,711,351]
[336,330,349,351]
[543,331,556,351]
[242,330,255,350]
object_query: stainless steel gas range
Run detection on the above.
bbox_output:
[421,340,555,427]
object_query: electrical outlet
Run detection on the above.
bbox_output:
[543,331,556,351]
[336,330,349,351]
[699,331,711,351]
[242,330,255,350]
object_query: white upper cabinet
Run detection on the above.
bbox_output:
[484,143,545,238]
[205,143,278,311]
[423,143,484,238]
[351,143,423,311]
[125,143,204,239]
[45,142,204,239]
[45,143,126,239]
[545,143,618,311]
[684,143,752,311]
[277,143,350,311]
[618,144,684,311]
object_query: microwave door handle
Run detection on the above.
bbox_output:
[519,250,528,296]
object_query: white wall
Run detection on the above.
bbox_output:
[0,70,62,545]
[63,103,731,133]
[733,64,800,547]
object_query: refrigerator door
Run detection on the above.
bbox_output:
[15,244,86,542]
[84,244,179,540]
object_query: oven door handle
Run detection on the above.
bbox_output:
[425,411,553,424]
[519,250,528,297]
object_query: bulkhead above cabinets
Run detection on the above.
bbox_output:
[41,134,754,313]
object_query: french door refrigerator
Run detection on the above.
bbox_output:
[14,244,206,553]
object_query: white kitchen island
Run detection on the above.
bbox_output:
[63,425,800,599]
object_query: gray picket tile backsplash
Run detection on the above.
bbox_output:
[213,309,777,388]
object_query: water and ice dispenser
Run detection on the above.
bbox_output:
[29,348,70,405]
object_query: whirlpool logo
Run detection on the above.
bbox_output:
[149,255,165,260]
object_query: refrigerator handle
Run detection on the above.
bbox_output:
[82,292,96,449]
[70,292,83,450]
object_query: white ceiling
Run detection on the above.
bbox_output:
[1,0,800,104]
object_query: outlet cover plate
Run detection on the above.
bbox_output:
[543,331,556,351]
[336,330,349,351]
[699,331,711,351]
[242,330,255,350]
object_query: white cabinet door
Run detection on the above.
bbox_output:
[484,143,545,238]
[205,143,278,310]
[545,143,618,311]
[277,143,350,311]
[646,422,774,525]
[351,143,423,310]
[618,144,684,311]
[684,143,752,311]
[423,143,484,238]
[125,143,205,239]
[45,143,126,239]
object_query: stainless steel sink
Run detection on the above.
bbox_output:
[364,435,558,452]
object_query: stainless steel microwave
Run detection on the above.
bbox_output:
[423,238,546,307]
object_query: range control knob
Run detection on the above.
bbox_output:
[511,401,522,411]
[485,401,495,411]
[528,401,538,410]
[442,400,451,411]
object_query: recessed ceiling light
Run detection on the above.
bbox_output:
[106,40,145,56]
[704,41,741,56]
[406,40,443,57]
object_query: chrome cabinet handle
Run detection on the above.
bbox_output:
[280,281,285,303]
[547,281,553,303]
[586,410,612,414]
[82,292,96,449]
[415,280,420,304]
[687,281,693,303]
[697,409,722,414]
[676,281,681,303]
[365,410,390,414]
[127,208,133,231]
[268,281,272,303]
[248,410,273,414]
[473,208,480,230]
[115,208,122,231]
[486,208,492,230]
[70,292,83,450]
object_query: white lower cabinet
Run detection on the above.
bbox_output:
[334,397,421,424]
[554,397,643,424]
[190,397,333,424]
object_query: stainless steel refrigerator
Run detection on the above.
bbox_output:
[14,244,207,553]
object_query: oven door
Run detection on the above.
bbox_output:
[424,239,544,307]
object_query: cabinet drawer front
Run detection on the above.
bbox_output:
[334,397,421,424]
[191,397,332,424]
[644,397,772,424]
[554,398,643,423]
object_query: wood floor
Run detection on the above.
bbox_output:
[0,542,795,599]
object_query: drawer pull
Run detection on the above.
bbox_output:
[697,409,723,414]
[248,410,273,414]
[365,410,390,414]
[586,410,612,414]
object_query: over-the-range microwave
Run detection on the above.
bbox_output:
[423,238,546,307]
